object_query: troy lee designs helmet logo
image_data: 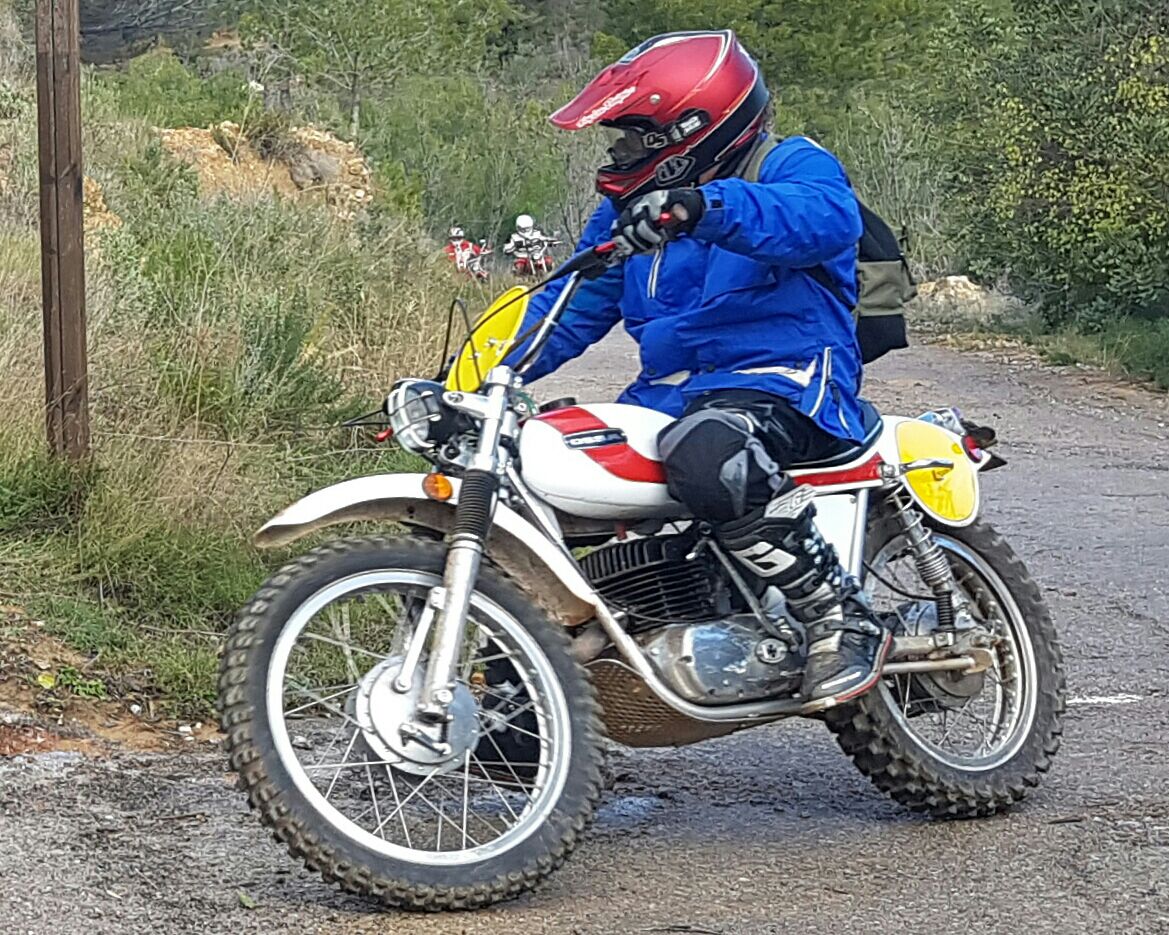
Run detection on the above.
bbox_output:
[655,154,695,184]
[573,86,639,129]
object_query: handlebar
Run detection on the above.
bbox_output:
[513,212,680,375]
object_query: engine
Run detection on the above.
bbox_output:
[579,534,723,632]
[581,534,805,705]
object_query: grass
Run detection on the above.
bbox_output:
[0,48,458,714]
[1032,321,1169,390]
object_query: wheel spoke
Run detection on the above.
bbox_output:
[284,683,358,718]
[365,764,385,841]
[479,728,536,797]
[300,631,391,663]
[866,530,1033,770]
[461,751,471,849]
[470,752,521,821]
[323,730,361,801]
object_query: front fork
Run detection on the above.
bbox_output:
[399,370,513,726]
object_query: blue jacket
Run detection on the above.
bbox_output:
[514,136,867,442]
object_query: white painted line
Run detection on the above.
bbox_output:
[1067,693,1144,706]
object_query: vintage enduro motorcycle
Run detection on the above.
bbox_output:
[219,233,1066,911]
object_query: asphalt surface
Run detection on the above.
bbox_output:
[3,336,1169,934]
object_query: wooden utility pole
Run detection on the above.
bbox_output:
[35,0,89,460]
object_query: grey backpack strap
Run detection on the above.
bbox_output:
[738,135,782,183]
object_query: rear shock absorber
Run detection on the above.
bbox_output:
[891,490,956,631]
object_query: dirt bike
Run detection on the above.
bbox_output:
[509,236,560,277]
[446,240,491,282]
[219,228,1066,911]
[466,241,492,282]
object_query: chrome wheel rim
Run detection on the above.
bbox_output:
[866,534,1039,772]
[265,570,571,865]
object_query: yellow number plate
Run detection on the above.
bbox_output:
[895,419,979,525]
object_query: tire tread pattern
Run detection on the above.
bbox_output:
[218,535,605,911]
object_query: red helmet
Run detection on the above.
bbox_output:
[550,31,769,202]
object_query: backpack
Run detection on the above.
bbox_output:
[740,137,915,364]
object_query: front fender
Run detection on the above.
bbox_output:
[255,474,598,625]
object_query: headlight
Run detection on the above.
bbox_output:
[386,379,447,453]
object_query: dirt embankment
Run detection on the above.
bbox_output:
[158,122,373,221]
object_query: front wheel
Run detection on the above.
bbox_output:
[826,516,1066,817]
[218,535,604,910]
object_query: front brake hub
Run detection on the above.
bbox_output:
[354,657,481,777]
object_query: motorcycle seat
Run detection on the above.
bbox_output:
[789,400,883,470]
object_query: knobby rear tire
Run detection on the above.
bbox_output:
[825,517,1066,818]
[218,535,605,910]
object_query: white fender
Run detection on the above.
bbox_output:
[255,474,599,624]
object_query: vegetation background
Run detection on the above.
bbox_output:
[0,0,1165,713]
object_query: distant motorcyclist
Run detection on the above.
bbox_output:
[504,215,559,276]
[445,226,490,280]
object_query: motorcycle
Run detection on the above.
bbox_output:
[446,239,491,282]
[509,235,561,277]
[466,240,492,282]
[220,228,1066,911]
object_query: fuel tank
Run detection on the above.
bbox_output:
[518,403,681,519]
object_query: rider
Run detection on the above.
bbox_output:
[445,226,481,272]
[503,214,552,268]
[510,30,890,708]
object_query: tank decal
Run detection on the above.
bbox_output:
[536,407,667,484]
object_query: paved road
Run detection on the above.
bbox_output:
[3,337,1169,934]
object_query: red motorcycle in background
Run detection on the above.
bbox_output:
[503,215,561,278]
[508,236,561,277]
[444,227,492,282]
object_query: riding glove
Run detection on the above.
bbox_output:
[611,188,706,256]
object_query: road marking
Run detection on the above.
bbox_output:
[1067,693,1144,706]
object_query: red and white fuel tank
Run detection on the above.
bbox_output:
[518,403,681,519]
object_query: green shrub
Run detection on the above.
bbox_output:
[0,449,91,533]
[97,47,253,127]
[930,1,1169,328]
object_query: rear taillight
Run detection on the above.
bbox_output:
[962,434,984,462]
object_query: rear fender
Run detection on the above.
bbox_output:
[255,474,598,624]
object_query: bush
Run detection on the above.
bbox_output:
[97,47,254,127]
[933,1,1169,328]
[0,79,455,714]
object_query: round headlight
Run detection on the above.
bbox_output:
[386,380,446,452]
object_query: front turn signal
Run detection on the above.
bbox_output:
[422,472,454,502]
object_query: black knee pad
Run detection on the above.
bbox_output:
[658,409,780,522]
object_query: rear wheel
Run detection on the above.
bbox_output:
[219,535,604,910]
[825,516,1065,817]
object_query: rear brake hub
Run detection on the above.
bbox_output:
[896,601,989,707]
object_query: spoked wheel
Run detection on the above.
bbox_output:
[825,516,1066,817]
[219,536,604,910]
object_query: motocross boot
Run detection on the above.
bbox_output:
[717,486,892,708]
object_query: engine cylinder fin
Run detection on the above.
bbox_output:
[580,535,719,630]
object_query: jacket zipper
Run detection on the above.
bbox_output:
[648,245,665,299]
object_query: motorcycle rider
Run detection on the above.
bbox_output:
[504,214,554,273]
[510,30,890,708]
[445,225,479,271]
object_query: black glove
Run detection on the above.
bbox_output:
[611,188,705,256]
